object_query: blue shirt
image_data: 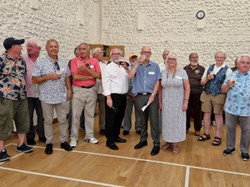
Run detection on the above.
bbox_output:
[223,70,250,116]
[132,60,161,95]
[32,55,71,104]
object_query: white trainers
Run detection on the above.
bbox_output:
[84,137,99,144]
[70,140,77,148]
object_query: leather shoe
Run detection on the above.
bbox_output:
[106,142,119,150]
[134,141,147,149]
[114,137,127,143]
[39,137,46,143]
[123,130,129,135]
[45,143,53,154]
[60,141,73,151]
[151,146,160,156]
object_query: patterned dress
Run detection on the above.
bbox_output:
[161,68,188,143]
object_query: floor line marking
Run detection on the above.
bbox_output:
[0,166,124,187]
[185,166,190,187]
[7,143,250,177]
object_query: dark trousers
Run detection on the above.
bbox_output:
[105,94,127,143]
[26,97,45,139]
[135,95,160,146]
[186,93,202,132]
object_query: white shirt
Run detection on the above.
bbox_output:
[95,61,107,94]
[102,61,129,96]
[201,63,232,80]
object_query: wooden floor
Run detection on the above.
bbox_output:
[0,115,249,187]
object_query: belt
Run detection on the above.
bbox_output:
[80,85,94,89]
[137,92,151,95]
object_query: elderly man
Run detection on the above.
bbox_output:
[123,53,141,136]
[0,37,33,162]
[23,38,46,145]
[32,39,72,154]
[102,47,128,150]
[159,49,170,72]
[129,46,161,156]
[221,55,250,161]
[70,43,101,147]
[184,53,205,136]
[199,51,232,145]
[92,47,106,135]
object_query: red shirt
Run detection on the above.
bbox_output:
[71,56,100,87]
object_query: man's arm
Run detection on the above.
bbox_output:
[32,73,61,84]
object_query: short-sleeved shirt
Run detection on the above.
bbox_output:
[0,52,26,100]
[23,54,40,98]
[184,64,205,94]
[223,70,250,116]
[132,60,161,95]
[32,55,71,104]
[71,56,101,87]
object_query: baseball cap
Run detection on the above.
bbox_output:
[3,37,25,50]
[129,53,138,58]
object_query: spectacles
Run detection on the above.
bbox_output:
[55,61,60,71]
[141,51,151,54]
[111,53,121,55]
[168,58,176,61]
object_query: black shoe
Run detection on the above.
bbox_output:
[45,144,53,155]
[114,137,127,143]
[106,142,119,150]
[60,141,73,151]
[27,138,36,145]
[123,130,129,135]
[0,149,11,162]
[16,144,33,153]
[99,129,105,135]
[134,141,147,149]
[136,130,141,135]
[151,146,160,156]
[39,137,46,143]
[241,152,249,161]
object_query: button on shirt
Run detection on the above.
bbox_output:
[32,55,71,104]
[102,61,128,96]
[132,61,161,95]
[23,54,40,98]
[0,52,26,100]
[223,70,250,116]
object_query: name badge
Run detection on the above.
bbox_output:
[175,76,183,80]
[148,71,155,75]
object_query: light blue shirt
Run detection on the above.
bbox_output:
[132,60,161,95]
[223,70,250,116]
[32,55,71,104]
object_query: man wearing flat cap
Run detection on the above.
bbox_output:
[0,37,33,162]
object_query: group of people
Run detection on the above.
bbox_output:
[0,36,249,162]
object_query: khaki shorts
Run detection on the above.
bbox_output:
[200,91,226,114]
[0,97,29,140]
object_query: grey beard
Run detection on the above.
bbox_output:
[190,62,198,66]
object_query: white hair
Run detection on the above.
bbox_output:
[26,38,42,48]
[165,52,182,71]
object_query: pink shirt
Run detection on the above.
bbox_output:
[71,56,100,87]
[23,54,39,98]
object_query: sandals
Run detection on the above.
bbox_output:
[212,137,222,146]
[162,142,171,150]
[172,144,179,154]
[198,133,211,141]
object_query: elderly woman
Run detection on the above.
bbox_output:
[159,52,190,154]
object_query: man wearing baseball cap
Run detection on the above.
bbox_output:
[0,37,33,162]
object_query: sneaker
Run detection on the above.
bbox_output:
[60,141,73,151]
[223,148,235,156]
[84,137,99,144]
[16,144,33,153]
[70,140,77,148]
[0,149,11,162]
[241,153,249,161]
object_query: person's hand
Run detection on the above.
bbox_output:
[67,90,72,101]
[226,80,235,88]
[48,73,61,80]
[182,100,188,111]
[78,65,89,72]
[120,62,128,70]
[207,73,215,80]
[107,97,113,108]
[148,95,155,105]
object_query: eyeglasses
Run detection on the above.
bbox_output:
[168,58,176,61]
[141,51,151,54]
[111,53,121,55]
[55,61,60,71]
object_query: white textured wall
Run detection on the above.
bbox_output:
[1,0,250,67]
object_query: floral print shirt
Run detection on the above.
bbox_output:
[0,52,26,100]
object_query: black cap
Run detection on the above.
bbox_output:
[3,37,25,50]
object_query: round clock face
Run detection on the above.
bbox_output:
[196,10,205,19]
